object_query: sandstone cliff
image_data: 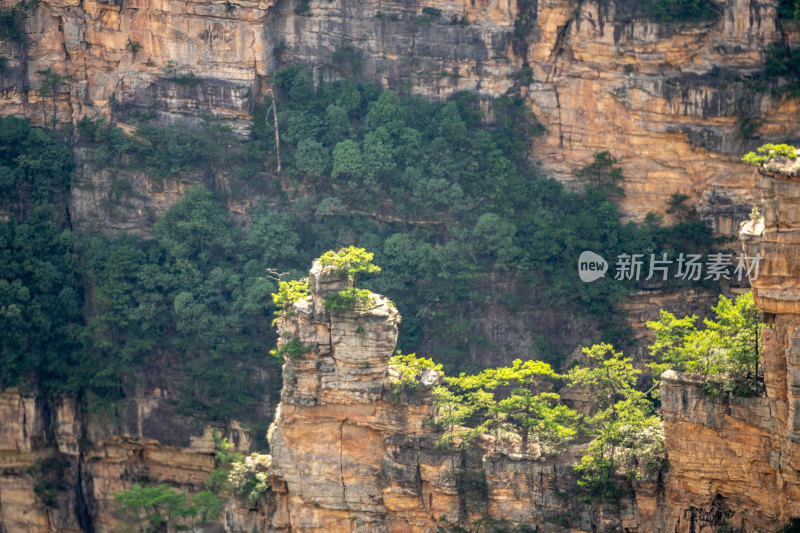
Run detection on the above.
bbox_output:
[0,0,797,232]
[0,375,261,532]
[262,260,661,532]
[649,150,800,532]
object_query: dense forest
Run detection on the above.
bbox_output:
[0,65,726,445]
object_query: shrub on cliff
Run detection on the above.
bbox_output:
[388,352,443,401]
[112,431,234,531]
[568,343,665,500]
[428,357,579,454]
[647,292,767,397]
[742,143,798,166]
[317,246,381,279]
[323,287,374,310]
[271,279,309,324]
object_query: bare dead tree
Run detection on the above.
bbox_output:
[264,86,284,190]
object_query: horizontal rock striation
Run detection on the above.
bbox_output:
[266,261,659,532]
[656,152,800,531]
[0,0,797,232]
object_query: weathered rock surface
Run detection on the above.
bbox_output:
[0,0,797,232]
[264,261,658,532]
[0,363,264,533]
[651,152,800,532]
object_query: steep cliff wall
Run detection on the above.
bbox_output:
[0,0,797,232]
[260,154,800,532]
[263,260,663,532]
[0,376,260,532]
[652,152,800,532]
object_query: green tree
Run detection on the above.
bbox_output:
[113,430,235,532]
[568,344,664,500]
[316,246,381,278]
[567,343,640,410]
[153,184,235,263]
[294,138,330,176]
[429,358,578,454]
[575,151,625,200]
[36,68,72,129]
[647,292,765,396]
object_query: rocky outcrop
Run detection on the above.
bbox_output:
[652,152,800,532]
[0,0,797,233]
[0,368,262,533]
[264,261,660,532]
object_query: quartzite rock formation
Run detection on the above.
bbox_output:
[650,151,800,531]
[261,159,800,531]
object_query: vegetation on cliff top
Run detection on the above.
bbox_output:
[391,292,762,500]
[742,143,798,166]
[648,292,767,397]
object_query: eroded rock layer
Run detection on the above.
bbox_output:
[0,0,798,230]
[264,261,660,532]
[654,153,800,532]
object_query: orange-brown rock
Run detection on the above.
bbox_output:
[653,150,800,532]
[265,261,660,532]
[0,0,797,233]
[0,385,256,533]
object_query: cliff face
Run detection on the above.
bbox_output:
[1,0,797,232]
[0,373,261,532]
[261,154,800,532]
[263,261,661,532]
[652,153,800,532]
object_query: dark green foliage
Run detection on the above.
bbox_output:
[77,116,264,198]
[260,65,717,372]
[0,117,82,393]
[778,0,800,21]
[330,42,364,77]
[322,287,374,310]
[641,0,719,23]
[72,184,282,421]
[3,71,719,437]
[778,518,800,533]
[36,68,72,129]
[135,120,238,179]
[575,151,625,200]
[294,0,311,15]
[126,40,143,54]
[763,44,800,98]
[162,60,201,85]
[270,337,309,360]
[0,0,32,41]
[513,0,537,38]
[27,457,69,508]
[609,0,719,24]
